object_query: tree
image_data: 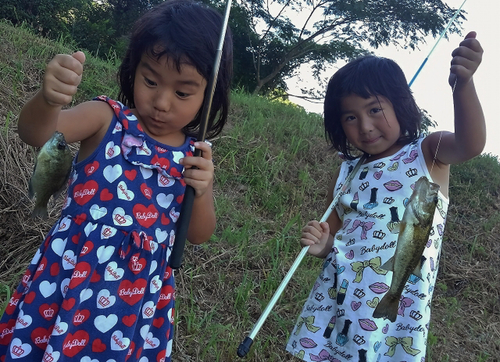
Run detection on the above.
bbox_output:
[231,0,464,95]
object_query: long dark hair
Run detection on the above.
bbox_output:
[324,56,422,159]
[118,0,233,139]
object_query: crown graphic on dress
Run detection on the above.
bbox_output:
[12,345,25,357]
[410,310,423,321]
[373,230,386,240]
[359,182,369,191]
[406,168,418,177]
[353,334,366,345]
[43,352,55,362]
[131,262,143,272]
[354,288,366,299]
[73,313,85,323]
[383,196,395,204]
[43,308,55,319]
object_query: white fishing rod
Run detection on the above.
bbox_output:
[237,0,468,357]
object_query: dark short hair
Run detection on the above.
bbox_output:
[118,0,233,139]
[324,55,422,159]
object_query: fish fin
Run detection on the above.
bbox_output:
[31,204,48,219]
[28,161,38,199]
[381,256,395,272]
[372,293,399,322]
[411,256,425,281]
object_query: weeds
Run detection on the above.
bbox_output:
[1,21,499,362]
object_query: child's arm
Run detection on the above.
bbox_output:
[301,168,343,258]
[18,51,111,149]
[181,141,216,244]
[424,31,486,168]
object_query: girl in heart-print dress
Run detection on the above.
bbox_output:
[0,1,233,361]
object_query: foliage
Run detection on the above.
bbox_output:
[231,0,465,94]
[2,20,500,362]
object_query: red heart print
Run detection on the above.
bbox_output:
[100,188,114,201]
[72,232,81,244]
[91,271,101,283]
[170,168,182,178]
[92,338,107,353]
[62,298,76,311]
[157,349,167,362]
[124,169,137,180]
[128,253,146,275]
[33,257,47,281]
[157,285,174,310]
[30,326,53,349]
[161,213,170,225]
[62,330,89,357]
[118,279,147,306]
[80,240,94,257]
[72,309,90,326]
[135,347,143,360]
[176,194,184,204]
[126,341,135,361]
[163,267,172,281]
[0,319,15,345]
[4,291,22,315]
[140,183,153,200]
[68,262,91,289]
[39,303,59,321]
[84,161,99,177]
[152,317,164,328]
[74,213,87,225]
[50,262,60,277]
[151,155,170,169]
[133,204,159,228]
[73,180,98,206]
[122,314,137,327]
[24,291,36,304]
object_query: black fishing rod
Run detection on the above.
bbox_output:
[170,0,233,269]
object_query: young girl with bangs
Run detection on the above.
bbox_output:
[286,32,485,361]
[0,0,232,361]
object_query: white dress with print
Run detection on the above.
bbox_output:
[286,136,449,362]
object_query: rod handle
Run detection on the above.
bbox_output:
[170,184,195,269]
[237,336,254,358]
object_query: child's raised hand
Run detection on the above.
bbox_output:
[449,31,483,88]
[43,51,86,107]
[180,141,214,198]
[301,220,332,258]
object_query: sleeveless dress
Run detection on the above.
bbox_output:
[286,136,449,362]
[0,96,195,362]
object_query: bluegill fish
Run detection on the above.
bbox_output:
[29,131,73,218]
[372,176,439,322]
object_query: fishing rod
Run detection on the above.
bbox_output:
[170,0,233,269]
[409,0,468,87]
[237,0,468,357]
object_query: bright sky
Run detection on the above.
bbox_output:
[288,0,499,158]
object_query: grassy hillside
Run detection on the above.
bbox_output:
[1,21,499,361]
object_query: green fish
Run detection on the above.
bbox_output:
[373,176,439,322]
[29,131,73,218]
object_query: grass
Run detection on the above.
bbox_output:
[1,20,500,361]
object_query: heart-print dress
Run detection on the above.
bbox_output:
[0,96,194,361]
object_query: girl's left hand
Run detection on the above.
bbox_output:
[180,141,214,198]
[449,31,483,88]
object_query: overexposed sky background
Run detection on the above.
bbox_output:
[287,0,499,157]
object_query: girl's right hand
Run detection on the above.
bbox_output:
[301,220,333,258]
[43,51,86,107]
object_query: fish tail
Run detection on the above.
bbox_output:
[32,204,48,219]
[372,293,399,322]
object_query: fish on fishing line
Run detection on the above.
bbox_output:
[29,131,73,218]
[373,176,439,322]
